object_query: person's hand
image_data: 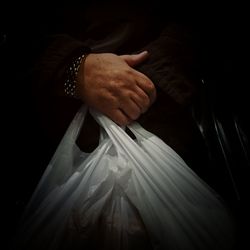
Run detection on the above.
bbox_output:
[77,51,156,126]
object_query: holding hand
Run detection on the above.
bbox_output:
[77,51,156,126]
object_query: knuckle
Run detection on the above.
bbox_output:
[115,118,123,126]
[130,113,138,120]
[118,117,130,126]
[147,81,155,92]
[143,95,150,107]
[125,67,133,75]
[112,113,129,126]
[112,116,122,126]
[130,109,140,120]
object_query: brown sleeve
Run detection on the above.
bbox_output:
[31,34,91,98]
[136,22,201,106]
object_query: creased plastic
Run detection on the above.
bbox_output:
[12,105,236,250]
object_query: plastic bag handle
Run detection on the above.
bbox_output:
[63,105,88,142]
[89,108,149,149]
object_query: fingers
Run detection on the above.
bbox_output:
[120,51,149,67]
[120,51,156,105]
[98,89,150,126]
[106,109,132,126]
[119,98,141,121]
[115,86,151,122]
[111,69,156,123]
[102,92,146,126]
[135,71,157,105]
[130,86,150,113]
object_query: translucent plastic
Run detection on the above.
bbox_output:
[12,105,236,250]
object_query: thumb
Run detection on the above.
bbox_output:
[120,51,149,67]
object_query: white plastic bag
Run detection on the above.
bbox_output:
[13,105,235,250]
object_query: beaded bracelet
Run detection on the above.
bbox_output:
[64,53,88,98]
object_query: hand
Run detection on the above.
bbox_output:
[77,51,156,126]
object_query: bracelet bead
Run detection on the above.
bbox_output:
[64,54,87,98]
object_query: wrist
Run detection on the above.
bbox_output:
[64,53,89,99]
